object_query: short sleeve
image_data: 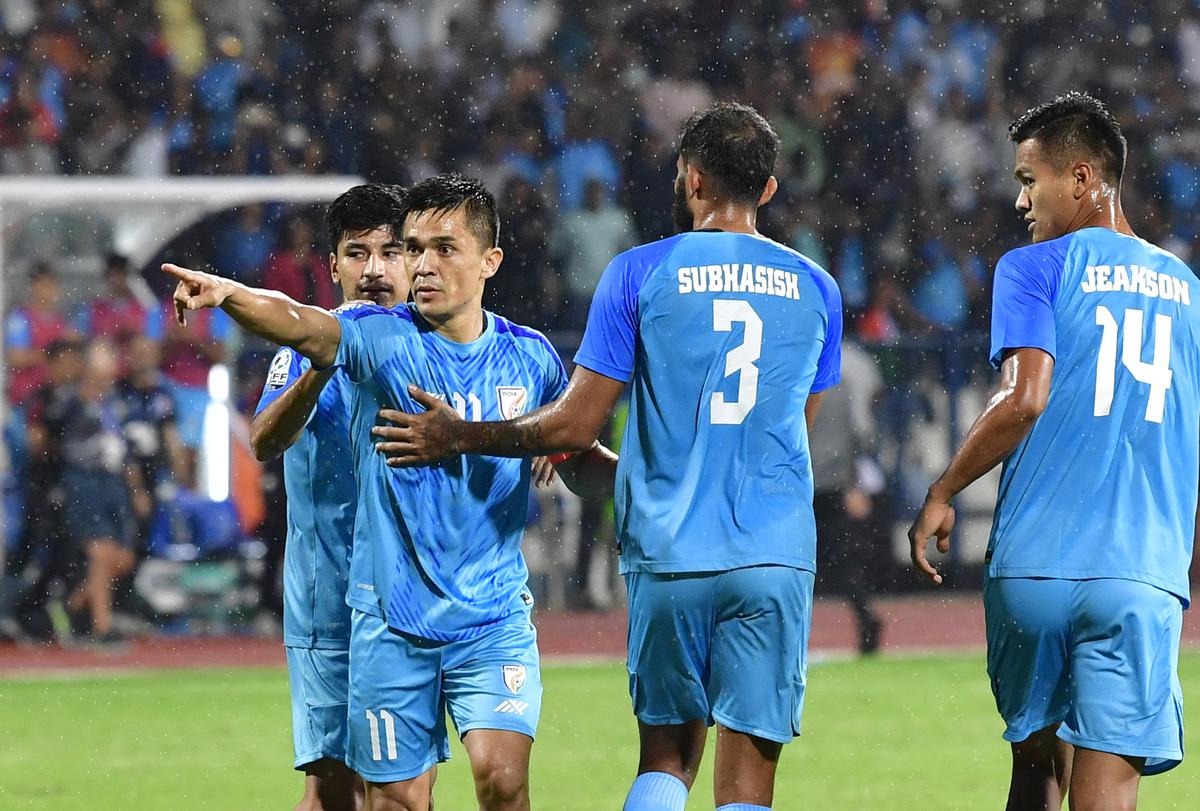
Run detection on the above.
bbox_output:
[5,312,32,349]
[332,304,387,382]
[988,249,1059,369]
[254,347,307,416]
[574,254,640,382]
[537,337,569,406]
[810,268,843,393]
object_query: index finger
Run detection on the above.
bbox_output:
[378,408,413,425]
[162,262,202,283]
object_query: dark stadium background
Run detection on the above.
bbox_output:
[2,0,1198,651]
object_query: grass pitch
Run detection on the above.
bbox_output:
[2,652,1198,810]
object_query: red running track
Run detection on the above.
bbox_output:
[2,595,1198,675]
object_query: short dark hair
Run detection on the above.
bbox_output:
[29,261,55,281]
[403,174,499,249]
[1008,92,1127,185]
[325,183,407,253]
[678,102,780,205]
[46,337,83,359]
[104,252,129,274]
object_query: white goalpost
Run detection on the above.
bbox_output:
[0,175,362,546]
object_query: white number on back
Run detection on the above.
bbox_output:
[710,299,763,425]
[1093,305,1173,424]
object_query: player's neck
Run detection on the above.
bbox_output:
[692,204,760,235]
[1071,189,1136,238]
[425,307,486,344]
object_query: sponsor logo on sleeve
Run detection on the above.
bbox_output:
[265,349,292,391]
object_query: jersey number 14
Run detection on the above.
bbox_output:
[1093,305,1173,424]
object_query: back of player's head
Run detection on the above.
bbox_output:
[1008,92,1127,185]
[404,174,500,250]
[326,183,408,253]
[678,101,780,205]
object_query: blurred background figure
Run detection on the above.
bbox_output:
[55,341,139,646]
[810,334,887,654]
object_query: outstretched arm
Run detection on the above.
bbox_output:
[908,347,1054,584]
[373,366,626,460]
[250,366,335,462]
[163,263,341,368]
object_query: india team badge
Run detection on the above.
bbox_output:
[497,386,528,420]
[502,663,527,694]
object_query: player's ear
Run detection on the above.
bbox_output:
[480,246,502,280]
[758,175,779,207]
[329,252,340,286]
[687,163,704,199]
[1072,161,1093,199]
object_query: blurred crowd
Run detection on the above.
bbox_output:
[4,0,1200,645]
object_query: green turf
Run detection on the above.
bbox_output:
[1,652,1198,810]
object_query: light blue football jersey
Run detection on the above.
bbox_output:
[987,227,1200,604]
[255,348,356,649]
[575,230,842,575]
[333,303,568,642]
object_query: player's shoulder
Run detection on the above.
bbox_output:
[609,233,690,270]
[490,312,560,362]
[997,233,1075,276]
[1129,234,1193,276]
[334,301,417,326]
[744,233,840,303]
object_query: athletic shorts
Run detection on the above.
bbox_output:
[286,646,350,769]
[62,470,134,548]
[624,565,815,744]
[984,576,1185,775]
[347,609,542,783]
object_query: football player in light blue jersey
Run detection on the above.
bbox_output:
[164,174,616,811]
[249,184,408,811]
[910,93,1199,811]
[374,103,842,811]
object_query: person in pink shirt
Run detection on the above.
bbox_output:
[74,253,155,353]
[6,262,76,406]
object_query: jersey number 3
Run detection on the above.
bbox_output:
[711,299,763,425]
[1093,305,1173,424]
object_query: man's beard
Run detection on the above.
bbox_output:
[672,176,694,234]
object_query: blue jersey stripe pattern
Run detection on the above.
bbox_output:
[333,303,568,641]
[255,348,355,648]
[576,231,842,575]
[987,227,1200,604]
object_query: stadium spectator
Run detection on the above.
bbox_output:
[263,219,340,310]
[810,336,886,655]
[53,341,140,645]
[73,252,155,356]
[550,179,637,319]
[7,338,86,641]
[5,262,75,406]
[148,295,233,448]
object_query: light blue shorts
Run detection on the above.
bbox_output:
[347,609,542,783]
[624,565,815,744]
[985,576,1185,775]
[286,646,350,770]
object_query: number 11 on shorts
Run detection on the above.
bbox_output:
[365,709,398,760]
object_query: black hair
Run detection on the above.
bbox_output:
[404,173,499,249]
[104,252,129,274]
[29,261,54,281]
[678,101,780,205]
[1008,92,1127,185]
[46,337,83,359]
[325,183,408,253]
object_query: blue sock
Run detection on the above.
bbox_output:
[623,772,688,811]
[716,805,771,810]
